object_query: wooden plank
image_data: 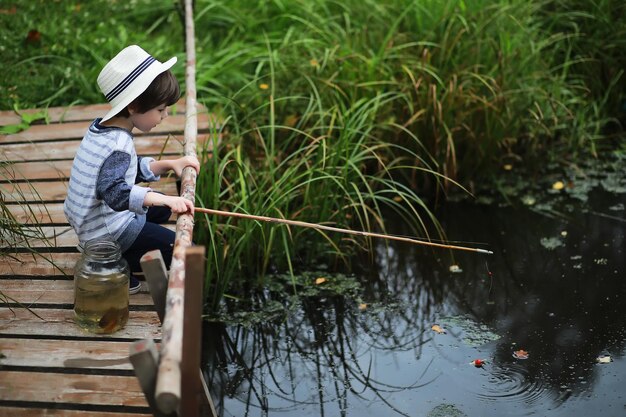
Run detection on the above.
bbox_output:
[5,203,73,224]
[1,160,72,181]
[0,99,199,126]
[0,252,78,276]
[0,407,150,417]
[4,203,177,226]
[0,134,204,162]
[0,179,177,203]
[0,103,111,126]
[0,338,149,370]
[0,279,154,307]
[1,114,213,145]
[0,308,161,339]
[0,370,148,407]
[4,225,176,250]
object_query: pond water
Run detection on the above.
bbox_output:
[202,189,625,417]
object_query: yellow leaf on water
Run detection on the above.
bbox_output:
[359,303,368,310]
[431,324,446,334]
[315,277,327,285]
[552,181,565,190]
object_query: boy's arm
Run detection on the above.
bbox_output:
[97,152,150,213]
[149,156,200,177]
[135,156,160,183]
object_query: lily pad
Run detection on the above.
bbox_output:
[540,237,564,250]
[428,404,468,417]
[439,315,501,347]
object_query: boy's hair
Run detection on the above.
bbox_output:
[115,70,180,118]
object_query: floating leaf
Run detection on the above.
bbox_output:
[315,277,327,285]
[552,181,565,190]
[449,264,462,273]
[540,236,564,250]
[358,303,368,310]
[431,324,446,334]
[596,355,612,364]
[470,359,485,367]
[513,349,529,359]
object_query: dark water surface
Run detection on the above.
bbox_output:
[203,190,625,417]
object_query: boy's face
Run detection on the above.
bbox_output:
[129,104,169,133]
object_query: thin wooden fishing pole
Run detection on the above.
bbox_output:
[194,206,493,255]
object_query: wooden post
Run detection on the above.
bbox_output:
[129,339,175,417]
[180,246,207,417]
[155,0,202,413]
[140,250,169,323]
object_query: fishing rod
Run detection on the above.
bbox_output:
[193,206,493,255]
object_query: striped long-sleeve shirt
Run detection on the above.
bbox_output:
[63,119,160,252]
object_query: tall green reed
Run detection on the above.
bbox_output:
[194,84,443,309]
[190,0,626,307]
[194,0,622,184]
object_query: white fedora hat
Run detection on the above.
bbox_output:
[97,45,177,122]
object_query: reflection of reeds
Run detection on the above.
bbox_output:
[202,271,441,417]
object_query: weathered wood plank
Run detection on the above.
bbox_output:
[0,308,161,339]
[4,225,176,249]
[4,203,176,226]
[1,160,72,181]
[0,252,78,276]
[0,338,150,370]
[2,157,204,181]
[0,407,150,417]
[0,99,199,126]
[1,134,203,162]
[5,203,72,224]
[0,280,154,306]
[1,114,213,145]
[0,370,148,407]
[0,179,177,203]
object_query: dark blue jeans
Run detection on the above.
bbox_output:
[122,206,175,276]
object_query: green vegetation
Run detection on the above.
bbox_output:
[2,0,624,308]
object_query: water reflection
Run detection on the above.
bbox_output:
[203,190,625,416]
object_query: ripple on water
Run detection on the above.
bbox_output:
[473,363,558,407]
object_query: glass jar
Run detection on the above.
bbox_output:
[73,238,130,334]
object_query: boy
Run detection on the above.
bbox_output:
[64,45,200,294]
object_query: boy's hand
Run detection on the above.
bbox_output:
[171,155,200,177]
[162,195,194,214]
[144,192,194,214]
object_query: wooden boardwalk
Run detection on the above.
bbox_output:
[0,101,212,416]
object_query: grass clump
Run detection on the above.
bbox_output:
[0,0,183,110]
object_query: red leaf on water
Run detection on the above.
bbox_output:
[470,359,486,367]
[513,349,529,360]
